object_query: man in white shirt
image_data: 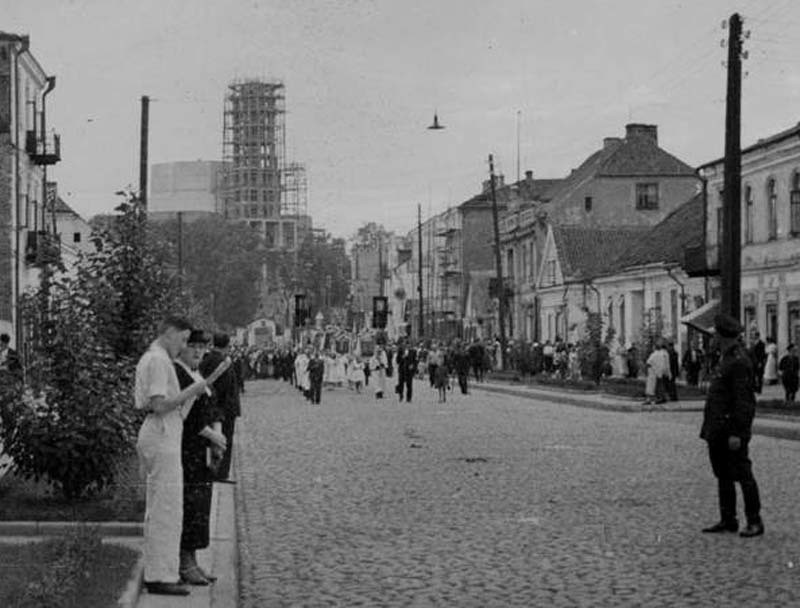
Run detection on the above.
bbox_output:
[135,316,230,596]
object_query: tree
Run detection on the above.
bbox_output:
[151,216,266,329]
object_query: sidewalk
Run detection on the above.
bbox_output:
[127,480,237,608]
[473,379,800,442]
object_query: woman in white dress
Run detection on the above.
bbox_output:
[370,346,388,399]
[764,337,779,385]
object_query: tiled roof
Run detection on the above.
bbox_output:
[606,192,704,273]
[460,177,563,209]
[546,132,695,206]
[552,225,649,280]
[54,196,79,216]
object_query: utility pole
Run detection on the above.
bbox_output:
[721,13,743,320]
[177,211,183,290]
[489,154,508,369]
[377,232,384,297]
[418,204,424,340]
[139,95,150,209]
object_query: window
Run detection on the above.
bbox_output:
[584,196,592,212]
[791,172,800,236]
[767,178,778,240]
[716,207,723,247]
[744,184,754,244]
[636,183,659,210]
[73,232,81,243]
[547,260,556,285]
[654,291,662,315]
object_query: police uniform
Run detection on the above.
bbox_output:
[700,314,763,537]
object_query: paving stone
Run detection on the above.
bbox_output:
[234,379,800,607]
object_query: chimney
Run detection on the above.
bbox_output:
[525,170,533,183]
[625,123,658,145]
[603,137,622,149]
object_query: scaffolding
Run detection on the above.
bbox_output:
[220,79,286,221]
[282,161,308,217]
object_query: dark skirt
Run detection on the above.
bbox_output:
[181,479,212,551]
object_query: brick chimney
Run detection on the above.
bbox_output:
[603,137,622,149]
[525,170,533,183]
[625,123,658,145]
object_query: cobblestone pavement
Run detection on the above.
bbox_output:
[234,379,800,607]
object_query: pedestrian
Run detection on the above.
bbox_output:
[453,342,471,395]
[749,332,766,394]
[700,314,763,538]
[778,343,800,405]
[348,355,365,393]
[0,332,22,382]
[308,350,325,404]
[644,341,670,405]
[199,333,240,484]
[682,341,703,387]
[427,341,439,388]
[763,336,778,385]
[370,344,388,399]
[395,339,417,402]
[174,330,227,586]
[666,341,680,401]
[468,338,485,382]
[134,316,230,596]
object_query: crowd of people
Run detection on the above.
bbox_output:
[231,337,497,405]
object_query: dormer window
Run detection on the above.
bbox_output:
[635,183,659,210]
[584,196,592,212]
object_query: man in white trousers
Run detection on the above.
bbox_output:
[134,316,230,596]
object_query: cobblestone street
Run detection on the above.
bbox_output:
[234,380,800,607]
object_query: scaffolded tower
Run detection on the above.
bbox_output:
[221,79,308,251]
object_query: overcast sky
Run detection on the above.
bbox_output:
[6,0,800,238]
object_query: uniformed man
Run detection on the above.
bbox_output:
[700,313,764,538]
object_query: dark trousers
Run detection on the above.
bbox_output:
[218,416,236,480]
[310,379,322,404]
[428,364,438,387]
[666,377,678,401]
[457,372,469,394]
[708,438,761,525]
[397,375,412,402]
[753,365,764,393]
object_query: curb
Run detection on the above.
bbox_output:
[475,383,800,442]
[0,521,142,537]
[116,555,144,608]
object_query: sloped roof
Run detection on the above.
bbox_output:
[552,225,650,280]
[698,121,800,170]
[547,131,695,206]
[460,177,563,209]
[607,192,704,273]
[54,196,80,216]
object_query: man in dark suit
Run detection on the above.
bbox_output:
[200,333,240,484]
[748,332,766,394]
[395,339,417,402]
[700,314,763,538]
[308,350,325,404]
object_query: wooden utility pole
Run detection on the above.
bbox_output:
[377,232,384,297]
[489,154,507,369]
[177,211,184,289]
[721,13,743,320]
[418,204,424,340]
[139,95,150,209]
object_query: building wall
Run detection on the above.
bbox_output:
[702,135,800,354]
[150,160,222,214]
[555,175,699,227]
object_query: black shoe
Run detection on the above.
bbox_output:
[739,522,764,538]
[144,581,190,596]
[180,567,210,586]
[702,520,739,533]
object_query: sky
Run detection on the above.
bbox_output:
[6,0,800,240]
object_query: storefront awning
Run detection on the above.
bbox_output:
[680,299,719,334]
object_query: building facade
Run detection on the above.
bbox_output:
[0,33,60,346]
[699,122,800,354]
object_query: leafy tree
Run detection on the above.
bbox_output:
[578,311,614,385]
[152,216,265,329]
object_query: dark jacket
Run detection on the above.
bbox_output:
[200,349,241,418]
[308,357,324,383]
[700,344,756,442]
[396,348,418,380]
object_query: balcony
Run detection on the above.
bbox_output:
[684,244,719,278]
[26,130,61,165]
[25,230,61,266]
